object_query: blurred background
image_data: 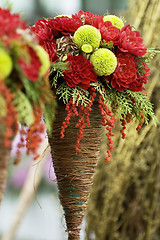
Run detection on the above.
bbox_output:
[1,0,160,240]
[0,0,127,24]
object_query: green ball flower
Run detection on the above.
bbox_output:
[0,48,13,79]
[103,15,124,29]
[35,45,50,76]
[90,48,117,76]
[55,15,71,18]
[73,25,101,53]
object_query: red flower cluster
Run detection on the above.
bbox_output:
[19,46,41,82]
[63,55,97,89]
[72,10,100,25]
[110,51,150,92]
[31,10,153,162]
[49,16,82,35]
[111,52,138,92]
[99,21,120,44]
[0,7,54,163]
[32,10,149,93]
[118,25,147,57]
[0,8,27,39]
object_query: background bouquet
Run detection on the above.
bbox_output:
[0,7,55,163]
[32,10,156,162]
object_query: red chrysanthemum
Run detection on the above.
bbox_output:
[30,19,55,44]
[111,52,139,92]
[98,21,120,44]
[63,55,97,89]
[0,8,27,39]
[48,16,82,36]
[19,46,41,82]
[118,25,147,57]
[72,10,100,25]
[91,15,104,29]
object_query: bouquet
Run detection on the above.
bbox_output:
[31,11,157,163]
[0,8,55,163]
[30,11,159,239]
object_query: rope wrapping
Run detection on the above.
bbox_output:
[48,103,102,240]
[0,134,11,203]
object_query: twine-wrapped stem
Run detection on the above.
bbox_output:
[48,103,102,240]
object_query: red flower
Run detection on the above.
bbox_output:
[111,52,138,92]
[49,16,82,36]
[72,10,100,25]
[118,25,147,57]
[0,8,27,39]
[30,19,55,44]
[99,21,120,43]
[63,55,97,89]
[19,46,41,82]
[136,60,150,85]
[91,15,104,29]
[42,41,58,62]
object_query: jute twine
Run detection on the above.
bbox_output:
[48,103,102,240]
[0,134,11,203]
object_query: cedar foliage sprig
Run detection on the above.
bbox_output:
[91,80,157,125]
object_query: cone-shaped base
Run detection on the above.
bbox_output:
[48,103,102,240]
[0,135,11,203]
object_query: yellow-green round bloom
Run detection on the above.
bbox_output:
[73,25,101,53]
[55,15,71,18]
[35,45,50,76]
[90,48,117,76]
[0,48,13,79]
[103,15,124,29]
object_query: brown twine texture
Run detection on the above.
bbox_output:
[0,134,10,203]
[48,103,102,240]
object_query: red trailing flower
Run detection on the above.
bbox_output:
[19,46,41,82]
[63,55,97,89]
[72,10,100,25]
[111,52,139,92]
[30,19,55,44]
[0,8,27,39]
[98,21,120,44]
[49,16,82,36]
[118,25,147,57]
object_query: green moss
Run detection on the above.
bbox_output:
[90,48,117,76]
[73,25,101,52]
[103,15,124,29]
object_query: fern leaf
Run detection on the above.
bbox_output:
[72,86,90,106]
[56,82,72,104]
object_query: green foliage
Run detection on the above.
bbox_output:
[50,70,63,88]
[56,82,72,104]
[13,90,34,126]
[126,90,157,124]
[20,78,43,105]
[56,83,91,106]
[43,100,56,134]
[91,80,157,124]
[72,86,90,106]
